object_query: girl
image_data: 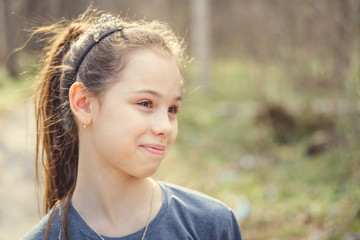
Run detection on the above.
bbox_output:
[23,8,242,240]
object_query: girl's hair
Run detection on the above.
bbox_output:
[33,8,185,239]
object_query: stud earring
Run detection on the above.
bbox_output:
[82,124,87,129]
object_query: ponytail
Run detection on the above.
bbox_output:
[35,22,79,211]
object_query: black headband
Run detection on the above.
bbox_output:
[73,26,124,80]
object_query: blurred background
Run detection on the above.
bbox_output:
[0,0,360,239]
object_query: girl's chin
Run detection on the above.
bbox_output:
[128,163,162,179]
[140,165,162,178]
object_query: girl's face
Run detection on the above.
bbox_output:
[88,50,182,178]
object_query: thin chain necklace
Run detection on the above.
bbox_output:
[73,180,155,240]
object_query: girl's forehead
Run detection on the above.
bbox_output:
[117,50,182,86]
[126,48,177,68]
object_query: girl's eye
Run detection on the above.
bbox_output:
[168,106,179,115]
[137,100,153,108]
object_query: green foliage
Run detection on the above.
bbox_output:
[0,66,35,113]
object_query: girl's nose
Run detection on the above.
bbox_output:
[151,110,172,137]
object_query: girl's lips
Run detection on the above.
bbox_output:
[140,144,166,156]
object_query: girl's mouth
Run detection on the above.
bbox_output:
[140,144,166,156]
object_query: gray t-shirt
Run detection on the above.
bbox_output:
[22,182,242,240]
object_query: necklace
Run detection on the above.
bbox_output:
[72,180,155,240]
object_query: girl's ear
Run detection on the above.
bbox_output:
[69,82,93,127]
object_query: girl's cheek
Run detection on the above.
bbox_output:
[171,124,179,141]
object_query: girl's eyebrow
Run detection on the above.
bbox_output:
[132,89,182,101]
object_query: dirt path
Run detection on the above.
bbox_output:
[0,101,40,239]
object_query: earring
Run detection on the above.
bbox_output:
[82,120,91,129]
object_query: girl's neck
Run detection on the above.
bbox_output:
[73,169,151,215]
[71,153,160,236]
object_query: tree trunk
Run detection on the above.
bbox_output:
[3,0,18,77]
[191,0,211,92]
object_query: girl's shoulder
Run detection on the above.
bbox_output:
[155,182,242,239]
[160,182,234,219]
[21,206,61,240]
[160,181,231,213]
